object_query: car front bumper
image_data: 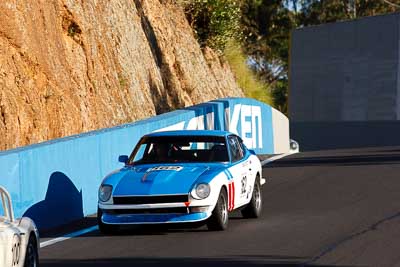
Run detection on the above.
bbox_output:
[100,210,210,224]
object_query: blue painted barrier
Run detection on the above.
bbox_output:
[0,98,289,229]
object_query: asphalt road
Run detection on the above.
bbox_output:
[40,147,400,267]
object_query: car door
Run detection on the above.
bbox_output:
[227,135,251,209]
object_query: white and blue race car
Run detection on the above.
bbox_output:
[97,130,265,233]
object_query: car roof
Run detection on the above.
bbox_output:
[145,130,233,138]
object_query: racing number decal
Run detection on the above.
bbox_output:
[241,175,247,195]
[11,234,21,266]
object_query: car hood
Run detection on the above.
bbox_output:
[112,164,218,196]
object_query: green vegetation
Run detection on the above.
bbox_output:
[224,41,272,105]
[240,0,295,114]
[181,0,400,115]
[181,0,241,53]
[118,72,128,89]
[297,0,399,26]
[180,0,273,105]
[67,22,81,38]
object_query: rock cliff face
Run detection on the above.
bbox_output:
[0,0,243,151]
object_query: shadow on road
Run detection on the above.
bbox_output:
[40,256,354,267]
[39,211,247,238]
[266,153,400,168]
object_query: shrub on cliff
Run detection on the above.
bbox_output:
[181,0,241,53]
[224,41,272,105]
[180,0,272,106]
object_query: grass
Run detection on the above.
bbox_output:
[118,72,128,89]
[67,22,81,38]
[224,41,272,105]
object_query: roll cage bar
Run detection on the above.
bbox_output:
[0,186,14,222]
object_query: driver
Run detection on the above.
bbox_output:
[152,143,170,161]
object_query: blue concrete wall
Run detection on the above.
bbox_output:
[0,98,286,229]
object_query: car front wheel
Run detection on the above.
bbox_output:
[24,234,38,267]
[207,189,228,231]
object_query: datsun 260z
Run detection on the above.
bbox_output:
[97,130,265,233]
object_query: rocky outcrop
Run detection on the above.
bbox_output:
[0,0,243,151]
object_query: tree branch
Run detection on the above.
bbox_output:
[381,0,400,8]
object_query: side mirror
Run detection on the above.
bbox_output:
[249,149,256,155]
[118,155,129,164]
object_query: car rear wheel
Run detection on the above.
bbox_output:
[97,208,119,235]
[241,178,262,218]
[24,234,38,267]
[207,189,228,231]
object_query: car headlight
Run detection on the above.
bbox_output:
[193,183,210,199]
[99,185,113,202]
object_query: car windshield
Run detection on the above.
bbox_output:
[128,135,229,164]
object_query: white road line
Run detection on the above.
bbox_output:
[261,152,295,166]
[40,151,297,248]
[40,225,98,248]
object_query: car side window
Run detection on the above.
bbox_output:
[237,138,245,158]
[133,144,147,161]
[228,136,244,163]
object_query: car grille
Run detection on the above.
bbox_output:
[113,194,189,205]
[106,207,189,215]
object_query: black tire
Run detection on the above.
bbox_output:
[97,208,119,235]
[207,189,229,231]
[241,178,262,218]
[24,234,38,267]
